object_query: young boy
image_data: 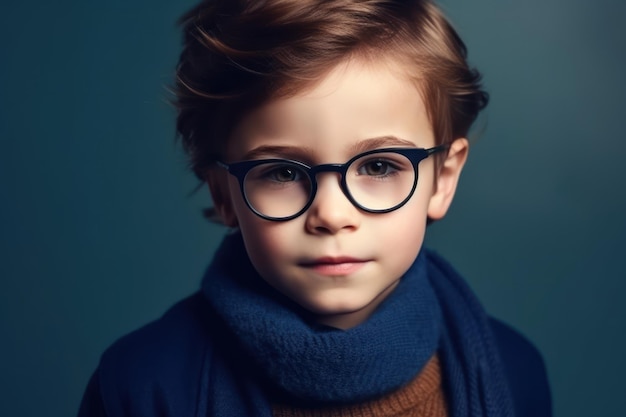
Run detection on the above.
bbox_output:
[79,0,551,416]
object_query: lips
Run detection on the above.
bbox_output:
[300,257,369,276]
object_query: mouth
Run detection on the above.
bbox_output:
[300,257,369,276]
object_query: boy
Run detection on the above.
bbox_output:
[79,0,551,416]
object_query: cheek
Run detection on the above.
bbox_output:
[225,183,276,268]
[227,177,299,265]
[379,186,432,260]
[385,211,426,256]
[236,212,295,278]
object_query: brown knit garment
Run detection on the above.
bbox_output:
[272,355,447,417]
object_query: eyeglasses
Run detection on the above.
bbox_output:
[216,145,447,221]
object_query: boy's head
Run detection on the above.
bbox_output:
[175,0,487,179]
[174,0,487,328]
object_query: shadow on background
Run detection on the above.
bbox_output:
[1,1,625,416]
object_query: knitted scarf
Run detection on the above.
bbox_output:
[201,232,514,417]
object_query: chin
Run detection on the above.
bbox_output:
[299,295,377,328]
[299,291,368,313]
[312,303,366,317]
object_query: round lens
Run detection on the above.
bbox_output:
[345,152,416,211]
[243,162,312,219]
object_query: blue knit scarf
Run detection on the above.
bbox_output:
[201,232,514,416]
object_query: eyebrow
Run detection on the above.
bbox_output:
[241,135,416,162]
[241,145,317,162]
[350,136,417,154]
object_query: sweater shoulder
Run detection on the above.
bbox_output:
[94,292,215,417]
[489,317,552,417]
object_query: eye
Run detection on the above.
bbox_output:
[256,163,305,183]
[270,166,300,182]
[357,160,399,177]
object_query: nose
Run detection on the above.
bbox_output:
[304,172,361,235]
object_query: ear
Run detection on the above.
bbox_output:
[205,168,239,227]
[427,138,469,221]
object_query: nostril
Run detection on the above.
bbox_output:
[305,196,360,235]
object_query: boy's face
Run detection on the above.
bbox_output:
[210,59,467,329]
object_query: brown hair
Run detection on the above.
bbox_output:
[174,0,488,180]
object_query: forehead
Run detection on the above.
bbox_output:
[226,58,434,161]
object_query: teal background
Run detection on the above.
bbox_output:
[1,1,624,416]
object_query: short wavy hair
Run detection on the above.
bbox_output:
[174,0,488,180]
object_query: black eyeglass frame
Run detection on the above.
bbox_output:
[216,145,448,221]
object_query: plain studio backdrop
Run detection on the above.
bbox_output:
[1,1,625,416]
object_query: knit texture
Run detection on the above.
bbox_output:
[425,252,515,417]
[272,355,447,417]
[201,231,515,416]
[202,231,441,405]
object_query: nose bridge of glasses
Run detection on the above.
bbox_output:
[309,163,346,177]
[308,163,350,194]
[306,163,354,210]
